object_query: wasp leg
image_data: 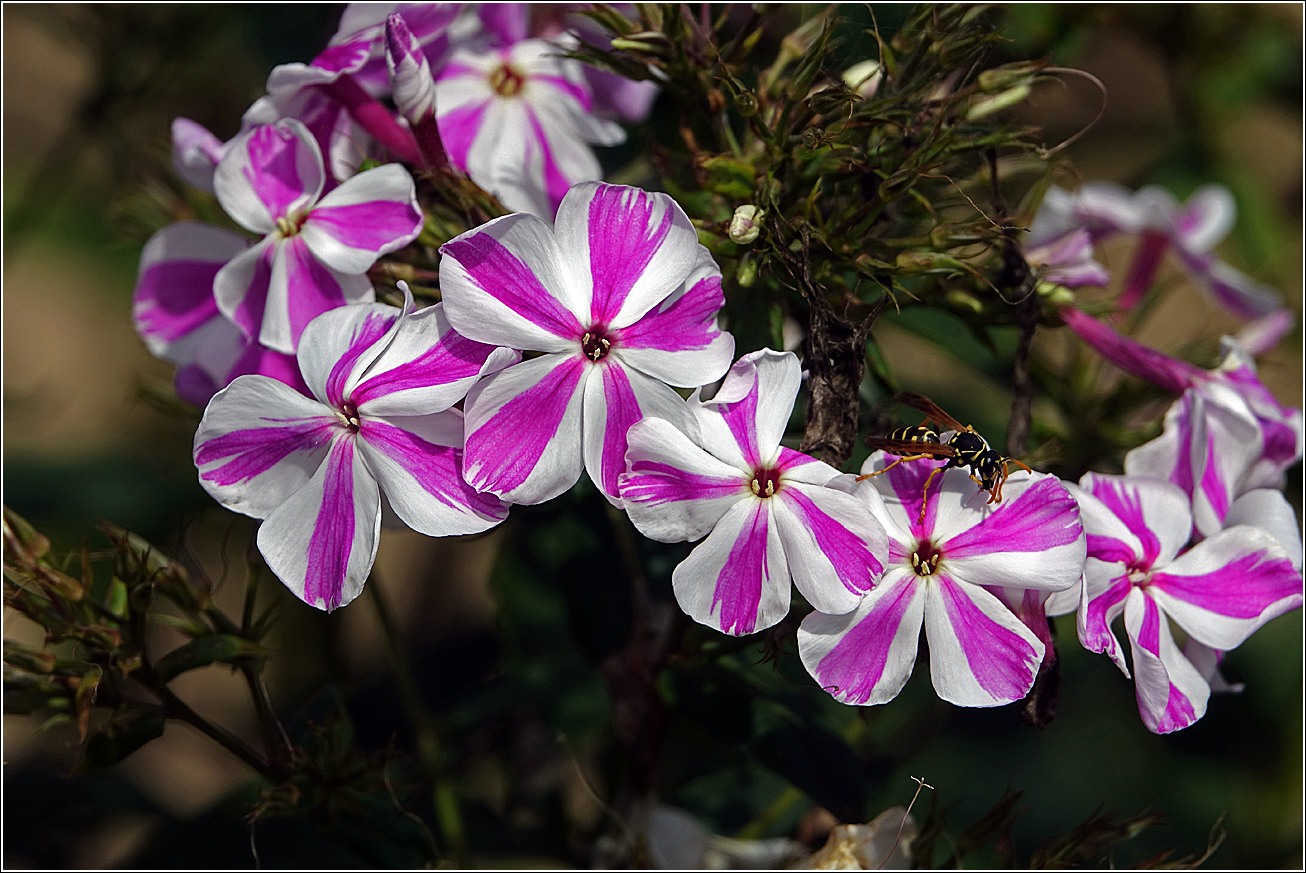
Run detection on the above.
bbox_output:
[855,453,936,481]
[917,466,944,524]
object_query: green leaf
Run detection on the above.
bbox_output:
[153,634,268,683]
[697,155,756,199]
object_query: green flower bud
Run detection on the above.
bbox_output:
[729,205,763,245]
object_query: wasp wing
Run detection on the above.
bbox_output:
[864,437,956,458]
[894,392,969,433]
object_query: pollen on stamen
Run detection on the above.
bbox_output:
[489,63,525,97]
[749,468,781,498]
[581,330,613,362]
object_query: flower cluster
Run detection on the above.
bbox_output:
[1026,179,1303,732]
[132,4,1301,736]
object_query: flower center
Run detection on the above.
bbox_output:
[276,212,306,238]
[749,467,782,498]
[336,400,361,433]
[581,328,614,362]
[1126,563,1151,586]
[489,63,526,97]
[910,540,943,577]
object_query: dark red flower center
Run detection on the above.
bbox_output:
[911,539,943,576]
[581,328,614,362]
[339,400,361,433]
[749,467,782,499]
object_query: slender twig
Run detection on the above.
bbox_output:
[141,668,281,782]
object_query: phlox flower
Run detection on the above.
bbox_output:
[438,181,735,505]
[132,222,307,406]
[1119,184,1283,319]
[1033,182,1285,322]
[1060,309,1303,490]
[469,3,660,124]
[619,350,888,635]
[433,33,625,217]
[193,287,516,611]
[1066,473,1301,733]
[212,118,423,354]
[799,454,1085,708]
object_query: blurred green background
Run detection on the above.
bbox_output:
[3,4,1301,868]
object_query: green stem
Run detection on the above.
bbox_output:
[366,573,468,866]
[142,668,281,782]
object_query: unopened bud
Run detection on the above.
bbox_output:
[737,256,759,287]
[944,289,984,314]
[385,13,436,123]
[729,205,763,245]
[735,91,759,117]
[966,83,1032,119]
[1037,280,1076,307]
[842,59,882,99]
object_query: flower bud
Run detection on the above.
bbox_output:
[736,256,759,287]
[842,60,883,99]
[385,13,436,123]
[966,83,1032,119]
[729,205,763,245]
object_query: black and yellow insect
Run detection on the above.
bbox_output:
[859,392,1033,521]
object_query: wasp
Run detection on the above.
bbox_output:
[858,392,1033,521]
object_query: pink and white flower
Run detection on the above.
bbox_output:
[1033,182,1285,322]
[1061,308,1303,491]
[212,119,423,354]
[433,36,625,217]
[1066,472,1301,733]
[132,222,308,406]
[194,287,516,611]
[619,350,888,636]
[798,455,1085,708]
[439,181,735,505]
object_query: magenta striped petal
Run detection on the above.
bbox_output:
[439,213,586,352]
[171,117,228,193]
[1148,526,1302,650]
[1076,561,1132,674]
[1059,307,1206,395]
[581,362,688,503]
[923,573,1044,707]
[940,474,1085,592]
[438,98,490,169]
[357,412,509,536]
[214,237,277,346]
[523,108,574,214]
[462,353,588,504]
[133,223,249,360]
[619,417,750,544]
[613,247,735,388]
[276,236,364,350]
[553,182,699,330]
[214,120,324,234]
[860,452,955,543]
[1224,490,1304,571]
[798,569,925,706]
[672,497,791,636]
[1123,589,1208,734]
[194,375,339,519]
[299,164,423,274]
[296,303,400,408]
[774,483,885,615]
[353,319,517,417]
[1075,473,1191,569]
[257,435,380,612]
[692,350,801,471]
